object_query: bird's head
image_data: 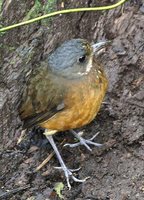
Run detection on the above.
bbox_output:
[48,39,108,79]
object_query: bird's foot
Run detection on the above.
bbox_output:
[54,166,88,190]
[64,130,102,151]
[45,134,88,189]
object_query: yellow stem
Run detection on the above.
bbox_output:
[0,0,128,32]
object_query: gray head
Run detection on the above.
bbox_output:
[48,39,107,79]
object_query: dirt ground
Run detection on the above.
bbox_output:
[0,0,144,199]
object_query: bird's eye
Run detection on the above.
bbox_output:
[79,55,86,63]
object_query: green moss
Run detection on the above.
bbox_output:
[24,0,41,20]
[0,43,16,52]
[0,0,3,26]
[0,0,2,12]
[41,0,57,25]
[23,0,42,20]
[0,31,5,36]
[44,0,56,13]
[23,0,56,25]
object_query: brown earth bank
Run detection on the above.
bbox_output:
[0,0,144,199]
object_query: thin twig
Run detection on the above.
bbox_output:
[0,185,30,199]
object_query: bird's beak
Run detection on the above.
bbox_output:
[92,41,111,54]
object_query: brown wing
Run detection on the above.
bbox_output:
[19,64,66,129]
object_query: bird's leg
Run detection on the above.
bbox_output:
[64,130,102,151]
[44,133,87,189]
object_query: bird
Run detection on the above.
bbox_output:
[19,38,108,189]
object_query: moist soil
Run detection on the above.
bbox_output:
[0,0,144,199]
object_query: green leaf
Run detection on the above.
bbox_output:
[54,182,64,199]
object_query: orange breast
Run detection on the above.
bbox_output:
[40,69,108,131]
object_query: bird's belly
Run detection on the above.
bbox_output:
[40,76,107,131]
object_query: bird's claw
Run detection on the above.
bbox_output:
[64,131,102,151]
[89,132,100,141]
[54,166,87,190]
[54,166,81,172]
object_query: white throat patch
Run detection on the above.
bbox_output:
[86,58,92,73]
[77,58,93,76]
